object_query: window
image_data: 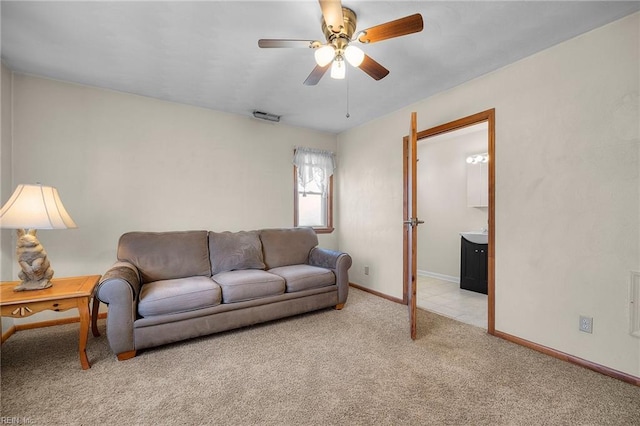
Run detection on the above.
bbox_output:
[293,147,335,233]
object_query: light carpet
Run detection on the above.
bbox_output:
[1,288,639,425]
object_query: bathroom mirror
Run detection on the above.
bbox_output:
[466,152,488,207]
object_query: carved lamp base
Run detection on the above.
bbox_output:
[14,279,53,292]
[13,229,56,292]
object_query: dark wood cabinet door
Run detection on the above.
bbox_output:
[460,237,488,294]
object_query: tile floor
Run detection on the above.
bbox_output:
[416,275,487,329]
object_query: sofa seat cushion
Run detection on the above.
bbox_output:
[138,277,221,317]
[213,270,285,303]
[269,265,335,293]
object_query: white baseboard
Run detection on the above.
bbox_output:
[417,270,460,284]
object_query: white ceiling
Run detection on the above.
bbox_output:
[2,1,638,134]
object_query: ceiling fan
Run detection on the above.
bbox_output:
[258,0,424,86]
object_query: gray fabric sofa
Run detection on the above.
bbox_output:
[96,227,352,360]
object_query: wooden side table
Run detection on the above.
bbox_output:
[1,275,101,370]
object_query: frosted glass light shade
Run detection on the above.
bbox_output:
[344,45,365,67]
[314,45,336,67]
[0,184,77,229]
[330,57,346,79]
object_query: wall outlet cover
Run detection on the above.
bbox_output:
[579,315,593,334]
[630,271,640,337]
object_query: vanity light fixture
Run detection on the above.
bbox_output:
[466,154,488,164]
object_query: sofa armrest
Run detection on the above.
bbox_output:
[96,261,141,356]
[309,247,352,305]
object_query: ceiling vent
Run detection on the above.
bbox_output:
[252,111,280,123]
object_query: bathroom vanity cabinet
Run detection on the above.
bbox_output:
[460,236,488,294]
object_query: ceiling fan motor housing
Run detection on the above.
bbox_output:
[322,7,358,51]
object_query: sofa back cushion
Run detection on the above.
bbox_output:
[117,231,211,283]
[260,227,318,269]
[209,231,266,275]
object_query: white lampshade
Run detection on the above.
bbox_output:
[314,45,335,67]
[0,184,77,229]
[344,45,365,67]
[330,57,346,79]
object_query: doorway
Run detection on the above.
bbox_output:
[403,109,495,335]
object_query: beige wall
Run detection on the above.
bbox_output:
[1,63,14,334]
[417,126,488,279]
[1,64,13,281]
[6,74,337,325]
[338,13,640,376]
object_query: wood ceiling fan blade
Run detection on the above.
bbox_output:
[319,0,344,34]
[258,39,319,48]
[357,14,424,44]
[303,64,331,86]
[358,55,390,81]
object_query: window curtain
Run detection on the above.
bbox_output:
[293,147,336,197]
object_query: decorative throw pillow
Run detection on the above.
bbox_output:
[209,231,266,275]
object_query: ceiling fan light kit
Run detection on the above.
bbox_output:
[258,1,423,86]
[314,45,336,67]
[330,57,346,79]
[344,45,364,67]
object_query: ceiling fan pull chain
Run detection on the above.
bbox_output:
[346,71,350,119]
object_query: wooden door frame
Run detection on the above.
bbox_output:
[403,108,496,335]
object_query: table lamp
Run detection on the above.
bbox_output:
[0,184,77,291]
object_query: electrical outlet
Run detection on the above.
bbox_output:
[364,266,370,276]
[579,315,593,334]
